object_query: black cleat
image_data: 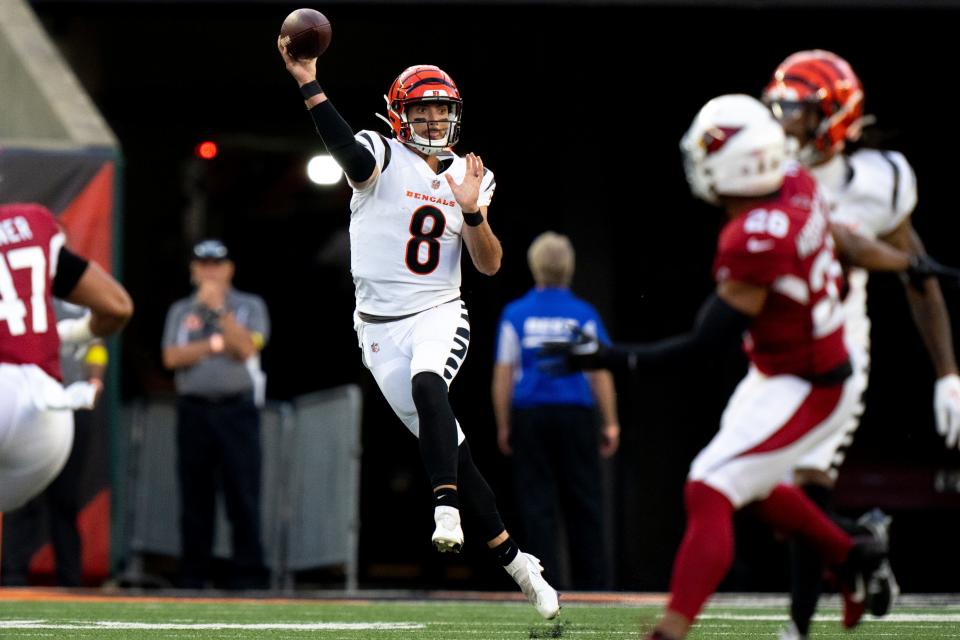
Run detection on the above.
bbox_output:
[856,509,899,617]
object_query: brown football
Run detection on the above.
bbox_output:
[279,9,331,60]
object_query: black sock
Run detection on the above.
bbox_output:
[790,483,833,636]
[456,441,507,541]
[492,536,520,566]
[789,538,821,636]
[433,486,460,509]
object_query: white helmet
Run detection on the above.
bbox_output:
[680,94,787,205]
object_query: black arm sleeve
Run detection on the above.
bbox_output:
[613,293,752,372]
[52,246,90,298]
[308,100,377,183]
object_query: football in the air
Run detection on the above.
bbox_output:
[279,8,331,60]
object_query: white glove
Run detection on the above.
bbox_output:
[62,380,102,410]
[934,373,960,449]
[57,312,95,345]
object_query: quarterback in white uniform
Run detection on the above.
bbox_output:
[764,50,960,640]
[279,43,559,619]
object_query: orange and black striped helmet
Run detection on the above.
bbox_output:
[763,50,864,162]
[379,65,462,156]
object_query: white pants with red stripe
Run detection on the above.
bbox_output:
[355,299,470,442]
[689,364,867,508]
[0,364,74,512]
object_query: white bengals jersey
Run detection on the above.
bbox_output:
[347,130,496,317]
[810,148,917,359]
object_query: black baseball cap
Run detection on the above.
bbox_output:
[192,239,230,261]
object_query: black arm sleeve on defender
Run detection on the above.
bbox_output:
[52,246,90,298]
[615,293,752,372]
[308,100,377,183]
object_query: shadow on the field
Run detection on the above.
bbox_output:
[528,621,565,638]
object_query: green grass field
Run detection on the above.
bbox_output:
[0,592,958,639]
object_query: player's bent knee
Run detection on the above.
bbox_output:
[411,372,450,418]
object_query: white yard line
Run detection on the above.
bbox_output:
[0,620,425,630]
[4,612,960,631]
[700,613,960,622]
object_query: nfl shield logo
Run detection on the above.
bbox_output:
[431,179,441,190]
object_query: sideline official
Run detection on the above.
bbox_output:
[162,239,269,590]
[492,231,619,590]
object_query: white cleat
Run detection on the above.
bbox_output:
[505,552,560,620]
[777,621,808,640]
[431,506,464,553]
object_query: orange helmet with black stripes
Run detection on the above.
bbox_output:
[763,50,864,163]
[378,65,462,156]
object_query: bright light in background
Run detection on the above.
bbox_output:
[195,140,218,160]
[307,155,343,185]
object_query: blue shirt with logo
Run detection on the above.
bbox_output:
[494,287,610,409]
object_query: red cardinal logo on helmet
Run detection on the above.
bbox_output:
[703,126,744,155]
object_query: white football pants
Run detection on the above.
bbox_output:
[689,363,867,508]
[0,363,74,512]
[355,299,470,442]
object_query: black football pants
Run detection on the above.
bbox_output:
[176,394,265,589]
[510,405,610,590]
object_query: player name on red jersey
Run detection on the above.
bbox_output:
[795,208,829,260]
[0,216,35,247]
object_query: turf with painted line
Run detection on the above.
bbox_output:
[1,597,960,639]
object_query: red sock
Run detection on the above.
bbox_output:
[752,484,852,566]
[667,481,735,621]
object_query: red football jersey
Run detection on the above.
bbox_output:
[0,204,65,381]
[713,166,848,378]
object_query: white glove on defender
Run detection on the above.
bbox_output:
[63,380,101,410]
[934,373,960,449]
[57,312,95,345]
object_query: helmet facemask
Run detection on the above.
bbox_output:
[766,96,864,165]
[394,98,462,156]
[766,98,827,165]
[379,65,464,156]
[763,50,866,166]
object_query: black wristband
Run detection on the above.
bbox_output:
[299,80,323,100]
[463,210,484,227]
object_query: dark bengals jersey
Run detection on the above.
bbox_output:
[0,204,66,381]
[713,165,849,378]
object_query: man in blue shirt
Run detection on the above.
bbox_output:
[492,231,620,590]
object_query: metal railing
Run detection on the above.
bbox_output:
[118,385,362,592]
